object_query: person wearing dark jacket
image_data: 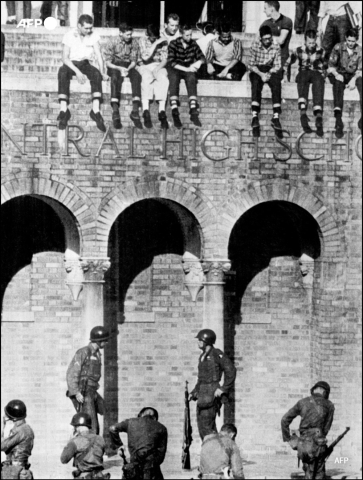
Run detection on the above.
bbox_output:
[109,407,168,480]
[328,28,362,137]
[190,329,236,440]
[66,326,111,435]
[281,381,335,480]
[1,400,34,480]
[61,412,110,479]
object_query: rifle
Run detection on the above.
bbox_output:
[182,381,193,470]
[312,427,350,480]
[77,378,88,412]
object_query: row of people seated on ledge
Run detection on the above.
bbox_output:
[56,11,362,140]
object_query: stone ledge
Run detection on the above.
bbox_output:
[1,72,360,102]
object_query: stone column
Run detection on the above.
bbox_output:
[202,260,231,430]
[80,257,111,343]
[202,260,231,350]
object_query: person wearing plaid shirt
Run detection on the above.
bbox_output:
[167,24,205,128]
[205,22,246,81]
[328,28,362,137]
[137,24,169,130]
[248,25,284,138]
[285,30,327,136]
[103,22,142,129]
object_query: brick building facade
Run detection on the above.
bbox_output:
[1,4,362,478]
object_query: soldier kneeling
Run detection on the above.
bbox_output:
[61,413,110,479]
[1,399,34,480]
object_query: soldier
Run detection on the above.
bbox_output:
[281,381,335,480]
[66,326,111,435]
[109,407,168,480]
[190,329,236,440]
[60,412,110,479]
[1,399,34,480]
[199,423,245,479]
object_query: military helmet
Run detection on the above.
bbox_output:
[4,399,27,420]
[70,412,92,429]
[138,407,159,421]
[90,326,110,343]
[195,329,216,346]
[311,381,331,399]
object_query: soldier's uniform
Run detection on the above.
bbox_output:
[67,327,112,435]
[191,330,236,440]
[61,413,110,479]
[281,381,335,480]
[1,400,34,480]
[109,409,168,480]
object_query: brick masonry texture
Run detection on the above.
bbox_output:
[1,30,362,473]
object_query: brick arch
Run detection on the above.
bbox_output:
[217,179,346,260]
[1,172,97,253]
[97,177,218,257]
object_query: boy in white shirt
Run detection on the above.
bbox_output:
[57,14,108,132]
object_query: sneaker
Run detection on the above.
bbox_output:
[315,116,324,137]
[190,108,202,127]
[300,113,312,134]
[172,110,183,129]
[90,110,106,132]
[158,111,169,130]
[130,110,143,129]
[57,109,71,130]
[271,117,284,139]
[112,111,122,129]
[143,110,153,129]
[335,116,344,139]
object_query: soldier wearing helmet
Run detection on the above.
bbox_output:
[190,329,237,440]
[66,326,112,434]
[109,406,168,480]
[1,399,34,479]
[281,381,335,479]
[60,412,110,479]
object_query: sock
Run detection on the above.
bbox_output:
[189,100,197,110]
[132,100,139,112]
[300,109,307,116]
[142,99,150,111]
[171,99,178,111]
[111,102,119,112]
[252,111,258,117]
[60,100,67,112]
[158,100,166,112]
[92,99,100,113]
[273,112,279,119]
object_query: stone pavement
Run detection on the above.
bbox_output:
[24,451,362,479]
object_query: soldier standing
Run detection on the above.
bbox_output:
[61,412,110,479]
[66,326,111,435]
[281,381,335,480]
[1,399,34,479]
[190,329,236,440]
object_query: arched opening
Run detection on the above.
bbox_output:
[225,201,322,451]
[103,198,203,455]
[1,195,82,473]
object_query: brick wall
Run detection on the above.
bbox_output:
[1,28,362,469]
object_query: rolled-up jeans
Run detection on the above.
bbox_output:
[137,63,169,102]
